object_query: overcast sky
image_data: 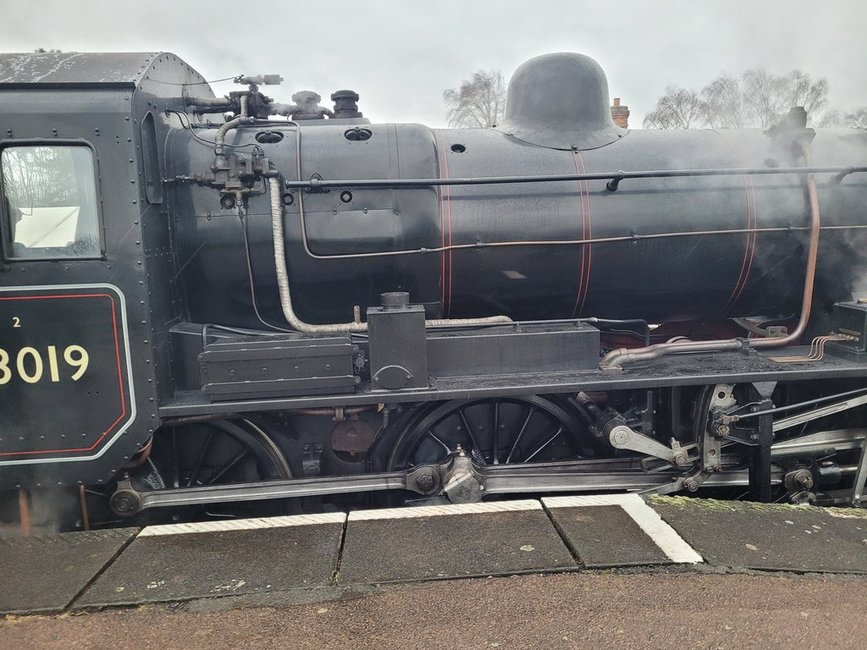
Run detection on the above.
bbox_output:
[2,0,865,127]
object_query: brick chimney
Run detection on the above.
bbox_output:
[610,97,630,128]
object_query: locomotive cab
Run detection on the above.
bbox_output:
[0,52,204,488]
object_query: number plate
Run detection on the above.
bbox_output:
[0,284,135,463]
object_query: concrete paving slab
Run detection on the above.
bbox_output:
[0,528,137,614]
[651,496,867,574]
[545,504,671,567]
[77,514,345,607]
[543,494,702,566]
[338,501,575,584]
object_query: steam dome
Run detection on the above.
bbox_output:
[498,52,626,150]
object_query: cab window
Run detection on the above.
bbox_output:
[1,145,101,259]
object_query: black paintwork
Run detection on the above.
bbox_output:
[0,52,213,487]
[158,345,867,418]
[200,334,357,399]
[167,114,867,329]
[1,50,866,492]
[0,286,133,457]
[367,296,428,390]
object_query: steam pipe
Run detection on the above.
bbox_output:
[600,138,823,370]
[269,177,511,334]
[599,338,746,370]
[282,165,867,191]
[214,114,255,160]
[185,96,233,112]
[18,489,30,537]
[749,143,822,350]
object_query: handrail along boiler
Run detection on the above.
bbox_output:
[1,51,867,528]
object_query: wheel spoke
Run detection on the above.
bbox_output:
[523,426,564,463]
[170,428,180,488]
[506,407,536,463]
[458,408,482,454]
[389,396,587,472]
[186,430,215,487]
[206,449,249,485]
[426,429,452,455]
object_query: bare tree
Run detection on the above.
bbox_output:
[643,86,703,129]
[787,70,829,115]
[740,69,790,128]
[1,147,77,209]
[443,70,506,129]
[817,106,867,129]
[846,107,867,129]
[645,68,833,129]
[700,74,749,129]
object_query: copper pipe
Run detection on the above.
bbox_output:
[600,137,822,370]
[750,143,821,349]
[768,334,850,363]
[79,485,91,531]
[600,338,746,369]
[18,488,31,537]
[123,436,154,469]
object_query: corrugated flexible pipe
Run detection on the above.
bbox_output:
[269,177,511,333]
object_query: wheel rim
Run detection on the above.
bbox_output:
[387,396,591,470]
[148,419,291,489]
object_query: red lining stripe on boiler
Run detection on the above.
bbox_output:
[571,150,593,317]
[721,161,758,315]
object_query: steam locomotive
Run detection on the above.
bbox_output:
[1,50,866,529]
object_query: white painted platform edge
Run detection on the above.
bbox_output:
[138,512,347,537]
[542,494,704,564]
[543,494,641,509]
[348,499,542,521]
